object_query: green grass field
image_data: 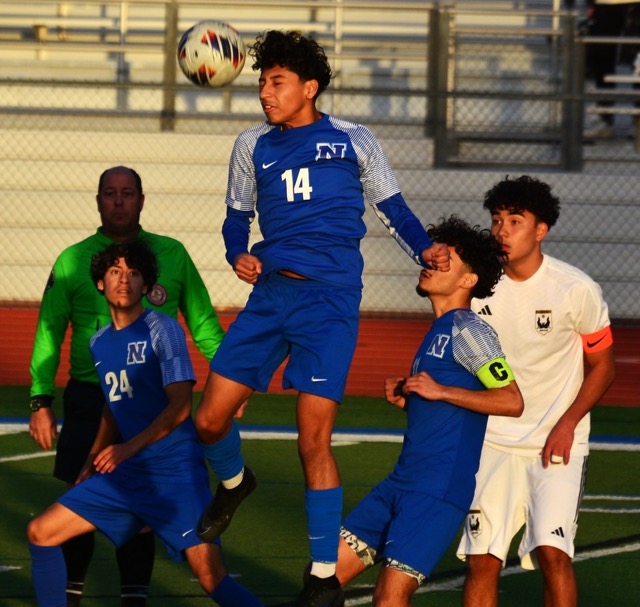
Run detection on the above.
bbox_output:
[2,385,639,606]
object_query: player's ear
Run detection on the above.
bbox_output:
[461,272,478,291]
[535,221,549,242]
[304,78,319,99]
[96,279,105,293]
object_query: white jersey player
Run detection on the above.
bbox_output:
[457,175,615,607]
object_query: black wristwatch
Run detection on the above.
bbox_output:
[29,396,53,412]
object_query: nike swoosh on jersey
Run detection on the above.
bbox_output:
[262,160,278,169]
[587,335,606,348]
[182,528,194,537]
[94,361,102,367]
[311,376,328,382]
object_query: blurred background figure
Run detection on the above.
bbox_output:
[583,0,640,138]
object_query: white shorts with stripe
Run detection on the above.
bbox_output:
[456,444,587,570]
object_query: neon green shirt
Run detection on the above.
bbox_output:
[30,227,224,397]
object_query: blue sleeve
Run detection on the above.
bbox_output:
[222,206,254,266]
[374,193,434,266]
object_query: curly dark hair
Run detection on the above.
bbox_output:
[426,216,506,300]
[483,175,561,228]
[90,239,158,294]
[250,30,332,97]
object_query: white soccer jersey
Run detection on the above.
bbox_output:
[471,255,610,456]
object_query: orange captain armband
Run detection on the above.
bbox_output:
[582,326,613,353]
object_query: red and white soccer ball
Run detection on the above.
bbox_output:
[177,20,246,88]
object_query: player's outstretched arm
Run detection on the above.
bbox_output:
[403,370,523,417]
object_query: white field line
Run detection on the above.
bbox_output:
[585,494,640,500]
[581,493,640,513]
[1,424,639,582]
[1,423,639,460]
[344,541,640,605]
[3,427,639,509]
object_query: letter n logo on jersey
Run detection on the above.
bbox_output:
[127,341,147,364]
[427,334,450,359]
[315,143,347,160]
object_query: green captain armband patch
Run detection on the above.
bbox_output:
[477,357,514,389]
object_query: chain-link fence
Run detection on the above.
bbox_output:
[1,0,638,320]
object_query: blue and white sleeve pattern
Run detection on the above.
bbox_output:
[145,311,195,387]
[330,117,433,264]
[452,309,504,376]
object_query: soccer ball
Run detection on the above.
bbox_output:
[177,20,246,88]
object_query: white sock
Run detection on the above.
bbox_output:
[310,562,336,578]
[221,468,244,490]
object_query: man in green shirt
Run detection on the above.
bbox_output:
[28,166,225,607]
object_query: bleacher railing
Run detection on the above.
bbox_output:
[2,1,638,170]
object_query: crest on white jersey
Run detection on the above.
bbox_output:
[535,310,552,335]
[467,509,482,538]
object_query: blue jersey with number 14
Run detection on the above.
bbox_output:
[222,113,433,288]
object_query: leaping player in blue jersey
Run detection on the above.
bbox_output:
[193,30,450,607]
[334,216,524,605]
[27,240,262,607]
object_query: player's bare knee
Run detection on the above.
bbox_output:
[194,409,228,443]
[297,434,332,466]
[536,545,572,571]
[26,516,51,545]
[467,553,502,577]
[26,518,38,544]
[373,583,415,607]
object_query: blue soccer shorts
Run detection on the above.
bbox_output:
[342,477,466,579]
[58,468,218,562]
[211,272,361,403]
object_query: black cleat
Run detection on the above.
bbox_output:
[196,467,256,541]
[294,574,344,607]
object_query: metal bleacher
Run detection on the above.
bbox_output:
[0,0,639,320]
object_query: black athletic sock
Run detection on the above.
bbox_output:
[62,532,95,607]
[116,531,155,607]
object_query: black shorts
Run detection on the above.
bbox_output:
[54,379,106,484]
